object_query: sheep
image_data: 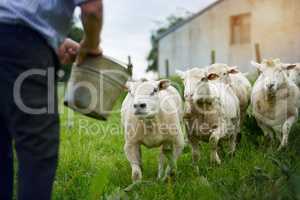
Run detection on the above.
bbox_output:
[251,59,299,150]
[206,63,252,124]
[121,79,184,183]
[178,69,240,167]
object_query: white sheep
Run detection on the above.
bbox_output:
[206,63,252,123]
[251,59,299,150]
[178,69,240,166]
[121,79,184,183]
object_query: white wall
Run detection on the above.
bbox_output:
[158,0,300,76]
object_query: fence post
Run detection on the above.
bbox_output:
[255,43,261,63]
[165,59,170,78]
[211,50,216,64]
[127,56,133,77]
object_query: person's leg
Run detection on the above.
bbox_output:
[13,105,59,200]
[0,29,19,200]
[0,24,60,200]
[11,61,60,200]
[4,67,59,200]
[0,119,13,200]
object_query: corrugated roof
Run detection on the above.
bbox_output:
[157,0,224,41]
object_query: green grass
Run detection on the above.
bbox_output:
[53,84,300,200]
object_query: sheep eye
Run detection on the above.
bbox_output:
[128,90,134,96]
[151,88,158,96]
[208,74,219,80]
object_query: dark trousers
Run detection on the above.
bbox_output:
[0,24,60,200]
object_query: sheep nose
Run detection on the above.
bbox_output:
[196,99,203,106]
[268,83,275,89]
[184,94,193,100]
[133,103,147,109]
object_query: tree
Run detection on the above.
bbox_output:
[146,15,186,72]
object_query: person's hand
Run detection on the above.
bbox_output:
[57,38,80,65]
[75,39,102,65]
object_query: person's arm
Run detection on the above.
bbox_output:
[76,0,103,65]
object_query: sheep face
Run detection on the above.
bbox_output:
[126,79,170,119]
[252,59,294,97]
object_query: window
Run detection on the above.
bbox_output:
[230,13,251,45]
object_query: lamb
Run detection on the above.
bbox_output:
[178,69,240,166]
[251,59,299,150]
[206,63,252,123]
[121,79,184,183]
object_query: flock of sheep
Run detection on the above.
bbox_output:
[120,58,300,184]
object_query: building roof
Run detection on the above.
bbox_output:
[157,0,224,41]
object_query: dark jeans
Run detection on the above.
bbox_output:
[0,24,60,200]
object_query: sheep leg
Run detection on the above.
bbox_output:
[229,118,239,156]
[173,131,185,160]
[278,116,296,151]
[161,128,184,180]
[157,147,165,180]
[190,139,200,174]
[162,133,184,180]
[162,145,177,182]
[209,132,221,165]
[257,121,274,147]
[229,134,237,156]
[124,142,142,182]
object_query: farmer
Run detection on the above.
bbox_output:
[0,1,103,200]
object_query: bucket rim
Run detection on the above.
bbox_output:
[70,65,129,87]
[74,55,129,70]
[102,55,129,69]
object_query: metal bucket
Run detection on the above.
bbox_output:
[64,55,131,120]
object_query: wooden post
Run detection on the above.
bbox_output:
[165,59,170,78]
[211,50,216,64]
[127,56,133,77]
[255,43,261,63]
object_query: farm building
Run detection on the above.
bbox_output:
[157,0,300,76]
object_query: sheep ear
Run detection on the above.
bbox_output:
[283,64,297,70]
[158,79,170,90]
[251,61,263,72]
[176,70,186,79]
[228,66,239,74]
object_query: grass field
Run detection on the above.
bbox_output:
[53,83,300,200]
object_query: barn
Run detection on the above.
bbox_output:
[157,0,300,77]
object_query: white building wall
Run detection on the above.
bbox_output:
[158,0,300,77]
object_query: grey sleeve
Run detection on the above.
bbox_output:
[74,0,90,5]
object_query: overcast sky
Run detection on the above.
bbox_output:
[99,0,216,78]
